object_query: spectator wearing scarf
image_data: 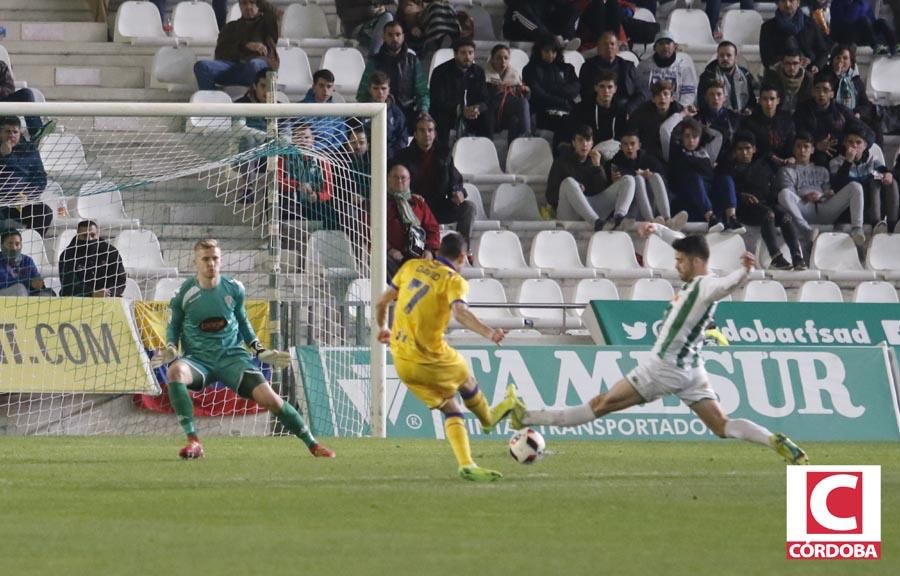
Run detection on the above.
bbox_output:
[386,164,440,280]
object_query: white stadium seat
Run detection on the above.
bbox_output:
[853,281,899,303]
[668,9,717,48]
[123,278,144,301]
[867,57,900,106]
[797,280,843,302]
[53,229,77,266]
[40,133,102,185]
[742,280,787,302]
[508,48,529,77]
[281,3,346,49]
[865,233,900,281]
[114,1,175,45]
[563,50,585,76]
[305,230,358,279]
[505,137,553,185]
[643,234,679,279]
[469,5,498,41]
[227,2,241,22]
[811,232,877,282]
[76,182,140,228]
[530,230,595,279]
[630,278,675,301]
[321,47,366,93]
[453,137,515,184]
[587,231,652,279]
[721,10,763,46]
[153,277,185,301]
[457,278,524,329]
[707,233,764,279]
[428,48,454,82]
[113,229,178,278]
[573,278,619,303]
[516,278,577,329]
[152,45,198,92]
[618,51,640,66]
[345,278,372,324]
[276,46,315,93]
[475,230,541,279]
[172,1,219,46]
[490,183,554,230]
[20,229,54,277]
[188,90,233,132]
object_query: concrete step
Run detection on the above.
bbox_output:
[124,200,248,225]
[38,86,188,101]
[0,22,107,42]
[0,10,92,22]
[157,223,264,240]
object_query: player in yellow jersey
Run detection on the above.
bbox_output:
[374,232,518,482]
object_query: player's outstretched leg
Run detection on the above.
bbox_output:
[492,383,526,430]
[168,381,204,459]
[459,382,493,432]
[276,402,336,458]
[444,412,502,482]
[771,433,809,465]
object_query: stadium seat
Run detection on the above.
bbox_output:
[187,90,233,132]
[563,50,585,76]
[741,280,787,302]
[113,229,178,278]
[39,133,102,186]
[275,46,314,93]
[508,48,530,77]
[44,276,61,296]
[114,1,176,45]
[468,4,498,42]
[867,57,900,106]
[152,45,199,92]
[76,182,141,228]
[172,1,219,46]
[153,277,184,300]
[853,280,899,303]
[530,230,595,279]
[586,231,653,279]
[668,9,717,48]
[707,233,764,279]
[516,278,578,329]
[53,229,77,266]
[572,278,619,314]
[618,51,640,66]
[797,280,843,302]
[505,137,553,185]
[321,47,366,93]
[20,229,54,277]
[41,181,74,223]
[123,278,144,301]
[428,48,454,82]
[633,7,656,22]
[305,230,358,279]
[455,278,524,329]
[630,277,675,301]
[865,233,900,281]
[344,277,372,324]
[453,137,515,184]
[227,2,241,22]
[490,183,555,230]
[721,10,763,46]
[643,234,679,279]
[475,230,541,278]
[281,3,346,49]
[756,239,820,281]
[810,232,877,282]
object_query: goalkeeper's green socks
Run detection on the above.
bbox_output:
[168,382,197,437]
[276,402,316,448]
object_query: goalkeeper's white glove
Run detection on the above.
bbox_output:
[149,344,179,369]
[250,340,292,368]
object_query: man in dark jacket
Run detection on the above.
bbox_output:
[356,21,430,130]
[59,220,127,297]
[0,116,52,238]
[626,79,683,162]
[428,38,489,145]
[698,41,759,114]
[571,69,628,145]
[503,0,580,47]
[742,85,796,170]
[760,0,830,72]
[794,72,872,167]
[578,31,643,114]
[336,0,396,53]
[698,80,742,162]
[392,114,476,249]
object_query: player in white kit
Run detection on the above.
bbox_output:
[503,222,808,464]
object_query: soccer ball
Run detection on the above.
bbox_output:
[508,428,545,464]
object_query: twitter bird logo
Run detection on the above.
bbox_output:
[622,321,648,340]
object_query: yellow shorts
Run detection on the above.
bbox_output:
[394,350,471,409]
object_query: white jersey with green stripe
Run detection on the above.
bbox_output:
[651,269,749,368]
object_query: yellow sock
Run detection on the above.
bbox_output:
[463,389,491,427]
[444,415,474,467]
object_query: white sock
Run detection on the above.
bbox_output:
[523,404,595,427]
[724,418,773,447]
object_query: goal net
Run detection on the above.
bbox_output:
[0,98,387,438]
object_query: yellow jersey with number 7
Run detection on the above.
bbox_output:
[390,257,468,363]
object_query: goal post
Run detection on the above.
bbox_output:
[0,100,388,438]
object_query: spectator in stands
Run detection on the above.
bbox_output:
[572,69,627,147]
[0,60,55,145]
[356,21,430,130]
[418,0,462,63]
[698,80,742,161]
[429,38,489,145]
[635,30,699,108]
[193,0,279,91]
[396,0,426,54]
[0,229,45,296]
[385,163,440,279]
[830,44,882,145]
[575,0,621,53]
[626,79,683,162]
[522,35,580,153]
[300,69,348,151]
[336,0,396,54]
[503,0,581,51]
[698,41,758,114]
[347,124,372,204]
[830,124,899,233]
[762,47,813,115]
[742,85,797,170]
[704,1,754,37]
[725,132,806,270]
[363,71,409,160]
[392,114,476,252]
[778,132,867,245]
[280,123,339,229]
[235,67,271,129]
[830,0,898,56]
[547,124,636,231]
[485,44,532,143]
[608,129,686,228]
[59,219,127,298]
[661,114,743,232]
[794,72,872,167]
[760,0,830,72]
[0,117,52,238]
[579,31,643,115]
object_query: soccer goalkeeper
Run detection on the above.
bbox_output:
[151,238,334,460]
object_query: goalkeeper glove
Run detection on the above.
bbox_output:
[250,340,292,368]
[149,345,179,369]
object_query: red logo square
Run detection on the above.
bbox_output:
[806,471,863,535]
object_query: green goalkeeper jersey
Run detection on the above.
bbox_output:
[167,275,258,363]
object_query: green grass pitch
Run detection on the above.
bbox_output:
[1,437,897,576]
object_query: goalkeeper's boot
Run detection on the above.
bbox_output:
[309,443,336,458]
[484,384,523,433]
[458,465,503,482]
[179,440,205,460]
[772,433,808,465]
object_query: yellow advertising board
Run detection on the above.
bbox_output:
[0,297,159,394]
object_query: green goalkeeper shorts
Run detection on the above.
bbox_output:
[180,351,266,399]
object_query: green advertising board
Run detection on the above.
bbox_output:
[294,345,900,442]
[589,301,900,349]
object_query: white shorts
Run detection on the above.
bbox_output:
[625,356,717,405]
